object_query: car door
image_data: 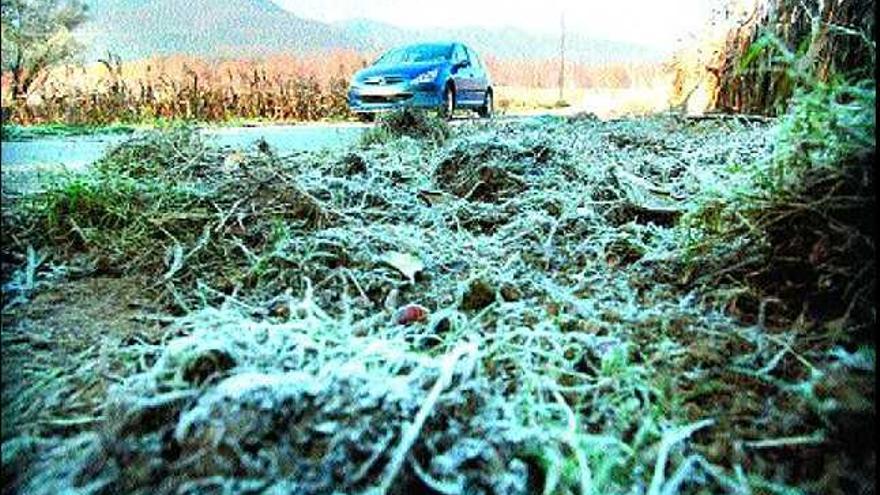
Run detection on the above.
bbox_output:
[465,46,489,103]
[450,44,475,104]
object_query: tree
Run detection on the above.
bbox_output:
[1,0,88,99]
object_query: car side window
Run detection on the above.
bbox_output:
[452,45,468,64]
[466,47,482,71]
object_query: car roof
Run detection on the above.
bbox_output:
[382,42,480,58]
[392,41,450,48]
[395,41,472,51]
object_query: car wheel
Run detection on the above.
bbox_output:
[441,85,455,119]
[478,90,493,119]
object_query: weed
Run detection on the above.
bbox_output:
[0,123,136,141]
[360,108,451,147]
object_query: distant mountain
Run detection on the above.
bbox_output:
[336,18,412,53]
[78,0,355,60]
[337,18,665,64]
[75,0,664,63]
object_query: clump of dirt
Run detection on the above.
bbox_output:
[12,305,541,495]
[341,152,369,175]
[432,132,560,202]
[1,276,165,441]
[461,278,495,311]
[434,159,526,202]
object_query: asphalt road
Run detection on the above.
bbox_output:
[1,123,369,169]
[0,111,570,169]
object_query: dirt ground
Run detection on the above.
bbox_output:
[1,275,169,440]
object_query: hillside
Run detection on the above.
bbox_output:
[76,0,662,63]
[78,0,355,60]
[337,18,666,63]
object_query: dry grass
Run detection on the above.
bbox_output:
[1,51,367,125]
[1,52,674,125]
[668,0,875,116]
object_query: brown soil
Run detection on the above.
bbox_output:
[1,275,168,440]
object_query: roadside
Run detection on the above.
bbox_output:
[1,110,571,173]
[1,123,367,171]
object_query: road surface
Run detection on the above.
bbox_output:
[1,123,370,169]
[0,112,571,170]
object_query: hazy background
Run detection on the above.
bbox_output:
[274,0,716,50]
[74,0,720,61]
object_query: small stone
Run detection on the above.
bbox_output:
[268,300,290,318]
[500,284,522,302]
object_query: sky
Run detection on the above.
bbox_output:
[273,0,720,49]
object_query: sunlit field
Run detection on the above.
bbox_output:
[495,80,677,119]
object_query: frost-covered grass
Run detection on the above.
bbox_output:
[1,107,874,494]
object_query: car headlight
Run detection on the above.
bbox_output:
[412,69,438,84]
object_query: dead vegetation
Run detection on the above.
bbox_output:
[1,96,875,494]
[711,0,874,115]
[2,53,362,125]
[668,0,875,116]
[1,50,670,126]
[361,108,452,147]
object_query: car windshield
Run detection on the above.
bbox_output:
[375,44,452,65]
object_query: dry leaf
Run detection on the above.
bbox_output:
[380,251,424,283]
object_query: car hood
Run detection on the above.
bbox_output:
[354,61,446,81]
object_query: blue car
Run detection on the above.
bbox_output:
[348,42,494,120]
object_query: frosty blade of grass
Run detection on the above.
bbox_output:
[648,419,715,495]
[373,341,478,494]
[743,432,825,449]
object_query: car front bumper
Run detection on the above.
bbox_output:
[348,82,443,113]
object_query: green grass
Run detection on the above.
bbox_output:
[0,113,362,142]
[0,122,138,141]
